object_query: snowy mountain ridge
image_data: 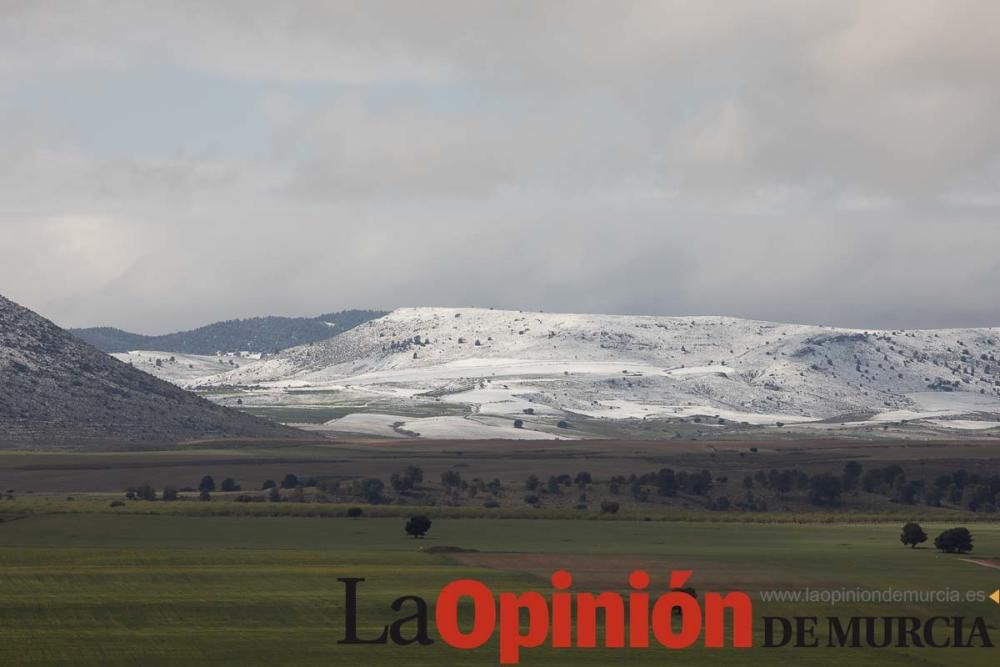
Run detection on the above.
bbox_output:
[176,307,1000,437]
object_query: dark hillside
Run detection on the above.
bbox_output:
[71,310,387,354]
[1,294,302,446]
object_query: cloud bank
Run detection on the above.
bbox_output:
[2,1,999,332]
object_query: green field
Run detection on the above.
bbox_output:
[1,438,999,665]
[1,514,997,666]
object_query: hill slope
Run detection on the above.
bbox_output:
[0,294,301,446]
[193,307,1000,437]
[70,310,387,355]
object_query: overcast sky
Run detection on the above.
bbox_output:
[2,1,999,333]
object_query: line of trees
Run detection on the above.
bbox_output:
[117,462,999,516]
[125,475,244,502]
[865,465,1000,512]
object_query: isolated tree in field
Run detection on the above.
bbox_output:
[199,475,215,492]
[220,478,240,492]
[513,419,524,429]
[405,515,432,538]
[280,473,300,489]
[268,486,282,502]
[934,527,973,554]
[900,522,927,548]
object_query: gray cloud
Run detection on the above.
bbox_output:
[1,1,999,332]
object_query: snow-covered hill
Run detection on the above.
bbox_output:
[112,350,254,385]
[187,307,1000,438]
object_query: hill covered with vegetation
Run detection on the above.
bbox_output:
[71,310,386,355]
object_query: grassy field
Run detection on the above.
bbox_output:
[0,514,997,666]
[1,439,998,665]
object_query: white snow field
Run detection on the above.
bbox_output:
[112,350,250,385]
[312,413,564,440]
[172,307,1000,438]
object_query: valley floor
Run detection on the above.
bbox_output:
[1,438,998,665]
[0,516,997,666]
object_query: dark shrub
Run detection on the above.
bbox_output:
[934,527,973,554]
[405,515,432,538]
